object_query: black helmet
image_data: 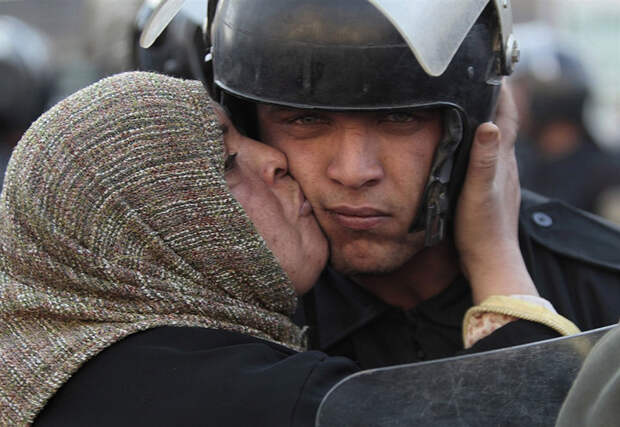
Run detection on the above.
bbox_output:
[133,0,207,80]
[511,24,592,140]
[142,0,519,245]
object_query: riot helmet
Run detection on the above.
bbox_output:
[510,23,593,143]
[142,0,519,245]
[133,0,207,80]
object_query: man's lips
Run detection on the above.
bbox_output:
[326,205,389,230]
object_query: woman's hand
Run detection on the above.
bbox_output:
[454,85,538,304]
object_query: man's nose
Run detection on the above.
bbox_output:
[257,143,288,185]
[326,128,384,189]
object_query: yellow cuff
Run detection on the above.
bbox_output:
[462,295,581,345]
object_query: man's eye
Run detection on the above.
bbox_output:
[384,112,417,123]
[224,152,237,172]
[290,115,326,125]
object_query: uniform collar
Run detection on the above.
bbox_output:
[306,267,470,350]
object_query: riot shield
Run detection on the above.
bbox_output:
[316,325,615,427]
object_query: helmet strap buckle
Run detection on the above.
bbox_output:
[423,181,449,246]
[411,108,463,246]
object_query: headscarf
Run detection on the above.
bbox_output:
[0,72,303,426]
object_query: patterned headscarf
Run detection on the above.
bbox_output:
[0,72,303,425]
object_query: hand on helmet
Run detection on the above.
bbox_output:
[454,85,539,304]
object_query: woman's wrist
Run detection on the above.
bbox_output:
[462,246,539,304]
[463,295,581,348]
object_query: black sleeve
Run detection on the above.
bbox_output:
[34,327,358,427]
[465,319,561,354]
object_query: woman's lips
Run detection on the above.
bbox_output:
[327,206,389,230]
[300,198,313,216]
[298,189,313,216]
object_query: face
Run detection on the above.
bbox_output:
[257,106,442,276]
[216,109,328,294]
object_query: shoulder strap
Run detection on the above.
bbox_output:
[520,189,620,271]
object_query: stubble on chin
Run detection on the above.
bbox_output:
[327,231,426,277]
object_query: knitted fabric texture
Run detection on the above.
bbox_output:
[0,72,303,425]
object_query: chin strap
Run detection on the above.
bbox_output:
[410,108,463,246]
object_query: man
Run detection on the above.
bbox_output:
[144,0,620,368]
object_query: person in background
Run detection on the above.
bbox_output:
[510,23,620,220]
[132,0,207,80]
[0,16,53,189]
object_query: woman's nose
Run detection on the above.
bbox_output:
[254,142,289,185]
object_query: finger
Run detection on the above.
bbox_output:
[495,84,519,152]
[466,122,500,188]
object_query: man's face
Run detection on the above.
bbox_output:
[257,106,443,276]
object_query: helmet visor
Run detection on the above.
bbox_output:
[368,0,488,76]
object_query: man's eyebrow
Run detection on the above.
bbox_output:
[266,105,306,114]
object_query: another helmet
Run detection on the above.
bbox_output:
[133,0,207,80]
[143,0,519,245]
[510,23,592,140]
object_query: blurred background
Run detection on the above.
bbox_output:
[1,0,620,220]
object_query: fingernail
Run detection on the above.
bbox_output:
[479,125,499,144]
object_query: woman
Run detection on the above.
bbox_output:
[0,72,356,426]
[0,72,578,426]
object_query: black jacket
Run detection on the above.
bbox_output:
[33,323,545,427]
[34,191,620,425]
[34,327,358,427]
[296,190,620,369]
